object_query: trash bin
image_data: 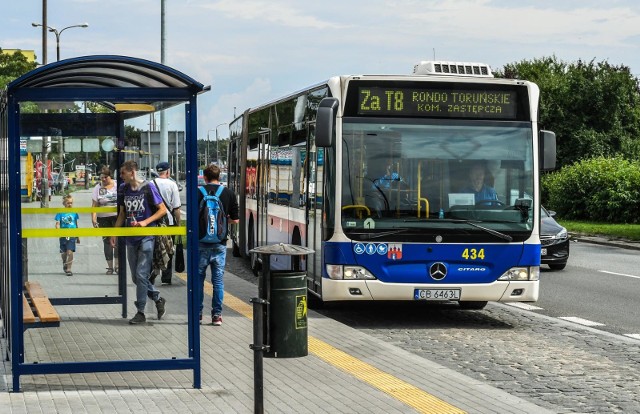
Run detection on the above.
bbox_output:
[266,270,308,358]
[249,243,314,358]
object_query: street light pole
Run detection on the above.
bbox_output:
[215,123,227,167]
[51,23,90,62]
[31,22,89,61]
[31,21,89,198]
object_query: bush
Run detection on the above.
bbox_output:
[543,156,640,223]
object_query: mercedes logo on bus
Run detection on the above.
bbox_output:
[429,262,447,280]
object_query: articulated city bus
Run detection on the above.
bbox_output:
[227,61,556,309]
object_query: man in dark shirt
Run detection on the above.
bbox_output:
[197,164,240,326]
[111,160,168,325]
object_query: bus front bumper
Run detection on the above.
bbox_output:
[320,279,539,303]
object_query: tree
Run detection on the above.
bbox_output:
[543,156,640,223]
[495,56,640,168]
[0,48,37,89]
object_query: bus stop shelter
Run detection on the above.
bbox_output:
[0,55,208,391]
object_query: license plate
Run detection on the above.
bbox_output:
[414,288,461,301]
[541,248,547,256]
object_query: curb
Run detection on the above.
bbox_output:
[570,234,640,251]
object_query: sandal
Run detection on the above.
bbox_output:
[106,268,114,275]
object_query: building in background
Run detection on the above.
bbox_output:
[136,130,185,179]
[1,49,36,62]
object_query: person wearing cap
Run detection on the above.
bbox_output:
[150,161,182,285]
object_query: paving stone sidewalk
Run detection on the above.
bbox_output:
[1,189,553,413]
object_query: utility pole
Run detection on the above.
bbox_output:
[40,0,48,207]
[159,0,169,164]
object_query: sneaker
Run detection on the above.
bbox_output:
[156,297,166,320]
[66,271,73,277]
[212,315,222,326]
[129,312,146,324]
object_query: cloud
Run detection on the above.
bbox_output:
[6,0,640,136]
[391,1,640,47]
[203,0,346,29]
[200,77,273,134]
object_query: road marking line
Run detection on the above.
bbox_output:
[598,270,640,280]
[558,316,605,327]
[625,334,640,340]
[178,273,466,414]
[505,303,544,311]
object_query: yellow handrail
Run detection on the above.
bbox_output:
[417,162,429,218]
[342,205,371,218]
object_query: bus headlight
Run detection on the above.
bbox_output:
[326,265,376,280]
[498,266,539,281]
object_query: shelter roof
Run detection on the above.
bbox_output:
[5,55,208,114]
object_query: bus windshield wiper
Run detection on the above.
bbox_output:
[348,228,410,239]
[444,219,513,242]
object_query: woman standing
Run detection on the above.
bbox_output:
[92,166,119,274]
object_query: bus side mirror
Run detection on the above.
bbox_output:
[316,97,339,147]
[539,130,556,171]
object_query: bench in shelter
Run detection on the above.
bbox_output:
[23,281,61,329]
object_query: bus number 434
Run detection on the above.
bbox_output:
[462,248,485,260]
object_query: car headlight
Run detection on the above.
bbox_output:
[554,228,568,241]
[498,266,540,281]
[326,265,377,280]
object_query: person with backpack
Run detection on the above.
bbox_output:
[197,164,239,326]
[111,160,168,325]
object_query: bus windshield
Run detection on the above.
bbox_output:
[340,118,535,243]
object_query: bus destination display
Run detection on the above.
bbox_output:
[357,87,518,119]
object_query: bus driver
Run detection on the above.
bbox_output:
[460,162,498,203]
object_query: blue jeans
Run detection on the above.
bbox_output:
[198,243,227,316]
[126,238,159,313]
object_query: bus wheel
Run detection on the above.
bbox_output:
[458,301,487,310]
[307,292,324,309]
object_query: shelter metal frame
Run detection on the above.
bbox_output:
[0,55,208,392]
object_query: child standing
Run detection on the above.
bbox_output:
[55,194,80,276]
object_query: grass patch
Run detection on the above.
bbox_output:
[561,220,640,241]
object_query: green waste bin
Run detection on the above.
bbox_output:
[250,243,314,359]
[265,270,308,358]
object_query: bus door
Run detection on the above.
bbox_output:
[305,126,323,294]
[257,129,270,248]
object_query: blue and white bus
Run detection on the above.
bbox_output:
[227,61,556,309]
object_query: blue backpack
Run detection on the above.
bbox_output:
[198,185,227,243]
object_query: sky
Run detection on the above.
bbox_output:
[3,0,640,139]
